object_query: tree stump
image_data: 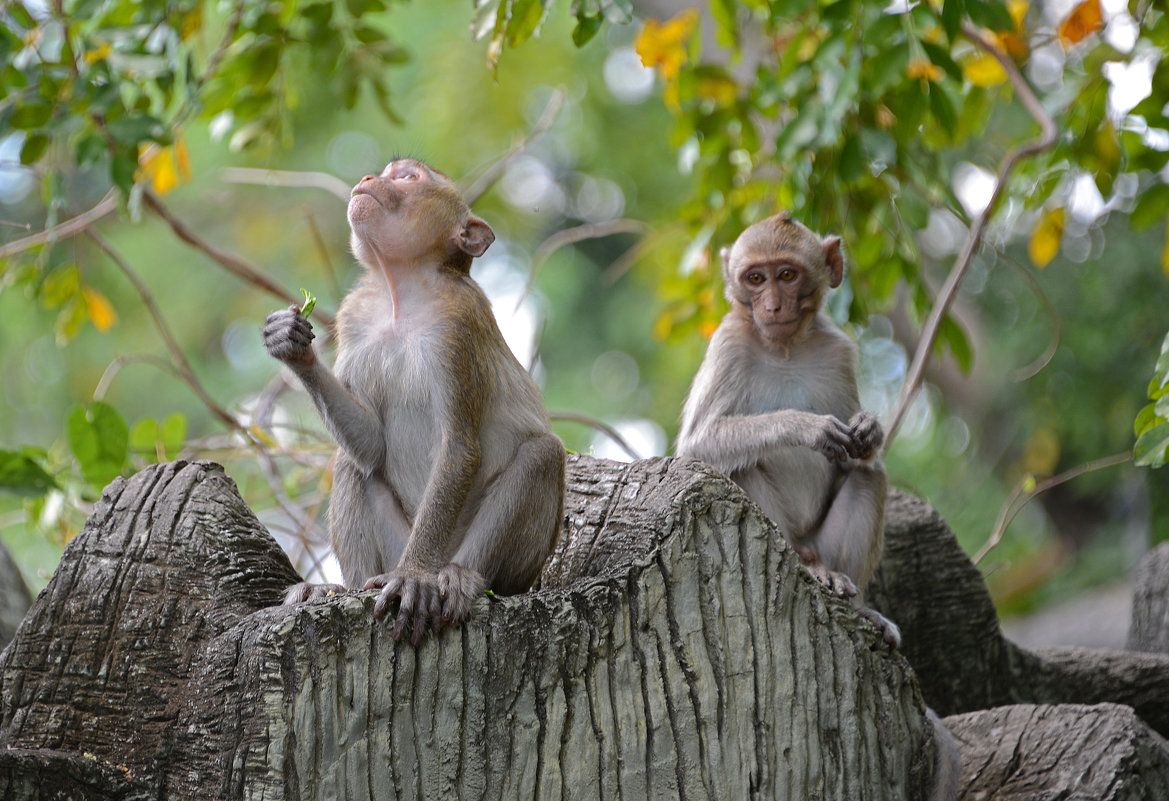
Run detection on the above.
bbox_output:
[868,490,1169,738]
[1128,542,1169,654]
[0,456,941,801]
[0,539,32,652]
[947,703,1169,801]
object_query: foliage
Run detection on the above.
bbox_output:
[1135,331,1169,468]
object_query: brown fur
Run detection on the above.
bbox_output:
[265,159,565,644]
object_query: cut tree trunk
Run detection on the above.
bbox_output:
[0,539,32,652]
[0,456,942,801]
[867,490,1169,737]
[947,703,1169,801]
[1128,541,1169,654]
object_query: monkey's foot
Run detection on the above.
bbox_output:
[283,582,348,604]
[364,565,484,646]
[858,606,902,647]
[437,562,487,623]
[804,563,859,598]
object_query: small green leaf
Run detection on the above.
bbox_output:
[20,133,50,165]
[1134,423,1169,468]
[572,14,602,47]
[0,449,59,497]
[67,402,129,487]
[1132,184,1169,231]
[299,288,317,319]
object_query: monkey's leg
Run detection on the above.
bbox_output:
[816,461,902,645]
[450,432,566,602]
[329,454,410,588]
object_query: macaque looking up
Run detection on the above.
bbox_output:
[264,158,565,645]
[676,212,898,645]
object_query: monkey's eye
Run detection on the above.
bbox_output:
[745,272,765,286]
[777,268,797,282]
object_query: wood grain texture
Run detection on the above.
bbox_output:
[0,456,939,800]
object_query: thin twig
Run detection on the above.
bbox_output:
[94,353,186,400]
[550,411,642,461]
[973,450,1133,565]
[0,189,118,260]
[219,167,352,202]
[459,88,566,206]
[884,26,1058,450]
[86,230,240,430]
[143,190,335,329]
[1004,253,1061,382]
[516,218,650,312]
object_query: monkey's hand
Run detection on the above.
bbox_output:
[795,412,853,463]
[794,544,859,598]
[365,563,486,645]
[858,606,902,647]
[847,412,884,461]
[264,305,316,368]
[283,582,348,605]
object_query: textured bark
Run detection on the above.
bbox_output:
[947,703,1169,801]
[867,490,1169,737]
[0,456,939,801]
[0,538,32,652]
[1128,542,1169,654]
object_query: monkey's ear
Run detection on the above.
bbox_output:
[823,236,844,288]
[457,215,495,258]
[719,246,732,275]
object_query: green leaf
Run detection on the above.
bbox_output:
[572,14,602,47]
[160,414,187,457]
[20,133,50,165]
[938,314,974,373]
[67,402,129,488]
[130,417,160,454]
[1131,184,1169,231]
[506,0,546,48]
[1134,423,1169,468]
[10,102,53,129]
[105,113,166,145]
[940,0,965,41]
[0,449,59,497]
[299,287,317,318]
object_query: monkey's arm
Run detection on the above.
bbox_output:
[263,306,386,473]
[679,409,854,474]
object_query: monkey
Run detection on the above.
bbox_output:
[263,158,565,645]
[676,211,899,645]
[677,213,962,800]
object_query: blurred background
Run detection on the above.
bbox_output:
[1,0,1167,646]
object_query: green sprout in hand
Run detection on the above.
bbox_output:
[299,288,317,319]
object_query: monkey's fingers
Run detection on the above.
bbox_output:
[858,607,902,647]
[284,582,347,604]
[437,563,487,623]
[370,575,404,621]
[392,580,418,641]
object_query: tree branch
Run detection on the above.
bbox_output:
[883,26,1058,450]
[973,450,1133,565]
[516,218,651,311]
[219,167,352,202]
[86,231,240,431]
[459,88,566,206]
[142,190,335,329]
[550,411,643,461]
[0,189,118,261]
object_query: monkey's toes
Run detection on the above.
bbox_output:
[437,562,487,623]
[858,607,902,647]
[284,582,347,604]
[807,564,858,598]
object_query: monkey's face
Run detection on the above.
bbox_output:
[731,256,824,344]
[348,159,492,269]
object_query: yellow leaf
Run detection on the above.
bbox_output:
[1161,221,1169,278]
[1021,427,1060,478]
[84,42,111,64]
[139,146,178,195]
[1007,0,1029,32]
[635,9,698,82]
[1028,207,1065,268]
[175,135,192,180]
[82,286,117,332]
[907,58,944,82]
[695,75,737,106]
[963,52,1007,87]
[1058,0,1102,48]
